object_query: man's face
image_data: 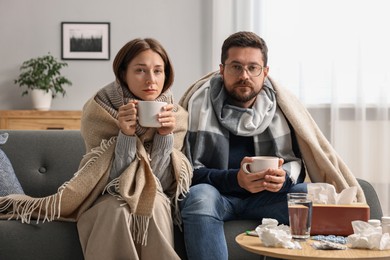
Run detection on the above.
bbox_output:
[219,47,269,108]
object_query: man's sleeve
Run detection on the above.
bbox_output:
[192,167,248,194]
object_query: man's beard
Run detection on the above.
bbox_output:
[226,81,260,103]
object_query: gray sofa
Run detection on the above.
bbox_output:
[0,130,384,260]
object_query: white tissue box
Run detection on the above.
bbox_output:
[311,203,370,236]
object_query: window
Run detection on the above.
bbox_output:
[257,0,390,105]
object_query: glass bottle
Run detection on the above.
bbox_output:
[368,219,382,233]
[381,216,390,235]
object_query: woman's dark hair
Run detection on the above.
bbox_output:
[113,38,174,92]
[221,31,268,66]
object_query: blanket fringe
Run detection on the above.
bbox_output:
[0,137,117,223]
[102,177,127,206]
[129,214,150,246]
[103,177,120,195]
[0,193,62,224]
[173,154,192,229]
[72,137,117,179]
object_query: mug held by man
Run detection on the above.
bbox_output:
[241,156,279,174]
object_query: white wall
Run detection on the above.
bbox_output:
[0,0,213,110]
[0,0,332,137]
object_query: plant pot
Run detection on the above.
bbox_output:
[31,89,52,110]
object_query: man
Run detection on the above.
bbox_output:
[179,31,364,260]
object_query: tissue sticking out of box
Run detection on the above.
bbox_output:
[347,220,390,250]
[307,183,357,204]
[255,218,301,249]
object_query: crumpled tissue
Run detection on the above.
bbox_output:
[255,218,301,249]
[307,183,357,204]
[347,220,390,250]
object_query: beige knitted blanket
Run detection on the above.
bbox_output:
[180,71,366,203]
[0,95,193,244]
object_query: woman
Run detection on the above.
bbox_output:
[76,38,192,260]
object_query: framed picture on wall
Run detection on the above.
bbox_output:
[61,22,110,60]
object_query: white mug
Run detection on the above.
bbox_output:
[137,101,167,127]
[241,156,279,174]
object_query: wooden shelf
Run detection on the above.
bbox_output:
[0,110,82,130]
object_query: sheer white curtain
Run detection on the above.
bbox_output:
[211,0,390,215]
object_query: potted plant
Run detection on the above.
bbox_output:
[14,53,72,110]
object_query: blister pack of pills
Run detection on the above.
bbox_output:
[311,235,347,244]
[311,240,348,250]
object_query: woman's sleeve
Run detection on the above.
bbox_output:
[109,131,137,180]
[150,133,174,189]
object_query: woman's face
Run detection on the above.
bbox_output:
[125,49,165,101]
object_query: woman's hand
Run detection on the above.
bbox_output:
[117,100,138,136]
[157,104,175,136]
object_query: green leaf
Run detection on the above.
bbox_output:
[14,53,72,99]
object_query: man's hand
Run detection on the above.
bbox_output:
[237,157,286,193]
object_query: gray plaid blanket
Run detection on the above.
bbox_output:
[185,74,303,183]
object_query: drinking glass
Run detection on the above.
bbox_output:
[287,193,312,240]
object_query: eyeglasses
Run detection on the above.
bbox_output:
[223,63,263,77]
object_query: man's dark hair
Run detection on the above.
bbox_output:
[221,31,268,66]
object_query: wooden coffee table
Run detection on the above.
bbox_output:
[236,233,390,260]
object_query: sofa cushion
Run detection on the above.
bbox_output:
[0,130,85,197]
[0,133,24,196]
[0,220,83,260]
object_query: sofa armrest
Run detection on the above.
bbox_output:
[357,178,383,220]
